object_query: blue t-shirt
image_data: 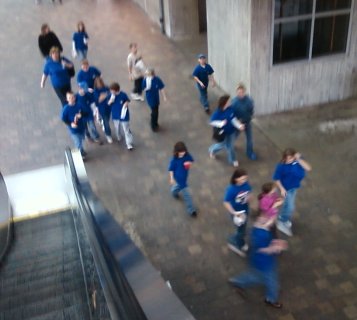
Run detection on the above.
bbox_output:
[94,87,111,116]
[76,92,94,121]
[231,95,254,124]
[273,161,306,190]
[73,31,88,51]
[61,102,86,134]
[224,182,252,213]
[168,153,194,188]
[192,63,214,87]
[142,76,165,108]
[111,91,130,121]
[249,228,276,271]
[210,106,236,135]
[43,57,71,88]
[77,66,101,89]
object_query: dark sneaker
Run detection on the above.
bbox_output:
[204,107,210,114]
[190,211,197,217]
[264,299,283,309]
[227,243,246,257]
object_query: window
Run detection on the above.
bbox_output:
[273,0,353,64]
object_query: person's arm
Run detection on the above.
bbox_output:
[295,153,312,171]
[38,36,46,57]
[209,73,216,87]
[231,117,245,131]
[223,202,245,217]
[210,120,227,128]
[169,171,175,185]
[275,180,286,197]
[193,76,205,88]
[72,41,77,57]
[52,33,63,52]
[259,239,288,254]
[40,74,47,88]
[160,88,167,102]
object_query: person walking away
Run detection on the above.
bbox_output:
[273,148,312,236]
[72,21,89,60]
[108,82,133,150]
[38,23,63,58]
[168,141,197,217]
[231,83,257,160]
[192,54,215,113]
[209,95,245,167]
[142,68,167,132]
[127,43,146,101]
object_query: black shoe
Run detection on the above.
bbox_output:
[264,299,282,309]
[204,108,210,114]
[190,211,197,217]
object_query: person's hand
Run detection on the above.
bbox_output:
[88,88,94,93]
[295,152,302,160]
[280,187,287,197]
[199,82,205,88]
[211,80,216,88]
[272,239,288,251]
[239,124,245,131]
[71,122,78,128]
[163,95,167,102]
[75,113,82,119]
[170,178,176,185]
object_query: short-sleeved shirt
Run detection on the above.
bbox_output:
[76,92,95,121]
[224,182,252,213]
[231,95,254,124]
[111,91,130,121]
[142,76,165,108]
[43,57,71,88]
[168,153,194,188]
[77,66,101,89]
[61,102,86,134]
[210,106,237,135]
[192,63,214,87]
[273,161,306,191]
[73,32,88,51]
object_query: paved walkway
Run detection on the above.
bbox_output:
[1,1,357,319]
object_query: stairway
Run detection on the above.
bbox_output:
[0,211,94,320]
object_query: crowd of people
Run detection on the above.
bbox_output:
[38,22,312,309]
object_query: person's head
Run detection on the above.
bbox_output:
[173,141,188,158]
[109,82,120,93]
[77,21,86,32]
[66,91,75,105]
[129,42,138,53]
[217,94,230,111]
[198,54,206,65]
[230,168,248,185]
[49,46,60,61]
[81,59,89,71]
[78,82,88,95]
[236,83,246,98]
[41,23,50,35]
[145,68,155,77]
[258,182,277,200]
[94,77,105,89]
[281,148,296,164]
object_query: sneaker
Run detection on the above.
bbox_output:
[127,146,134,151]
[277,221,293,237]
[94,138,103,145]
[130,93,141,101]
[264,299,283,309]
[227,243,246,258]
[204,108,210,114]
[106,136,113,144]
[233,161,239,167]
[138,95,144,101]
[190,211,197,217]
[241,244,249,252]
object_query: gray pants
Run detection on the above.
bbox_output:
[113,120,133,149]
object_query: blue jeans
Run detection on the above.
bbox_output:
[209,132,236,164]
[228,222,247,249]
[279,188,297,223]
[171,184,195,215]
[70,132,85,154]
[231,266,279,302]
[196,84,209,109]
[85,119,99,140]
[76,49,87,60]
[236,121,254,156]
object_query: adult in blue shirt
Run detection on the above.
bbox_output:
[142,68,167,132]
[72,21,89,60]
[77,59,101,89]
[209,95,245,167]
[231,83,257,160]
[41,46,73,106]
[61,92,88,158]
[192,54,215,113]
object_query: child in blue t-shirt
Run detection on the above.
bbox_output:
[168,142,197,217]
[273,148,312,236]
[72,21,89,60]
[223,168,252,257]
[108,82,133,150]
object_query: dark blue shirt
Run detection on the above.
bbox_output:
[249,228,276,271]
[142,76,165,108]
[94,87,111,116]
[192,63,214,87]
[61,102,86,134]
[231,95,254,123]
[43,57,71,88]
[224,182,252,213]
[210,106,237,135]
[77,66,101,89]
[111,91,130,121]
[76,92,95,121]
[73,31,88,51]
[168,153,194,188]
[273,161,306,190]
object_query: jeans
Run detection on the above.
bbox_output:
[133,77,144,95]
[209,132,236,164]
[85,119,99,140]
[53,84,71,107]
[171,184,195,215]
[113,120,133,148]
[150,105,159,130]
[278,188,297,223]
[228,221,247,249]
[70,132,85,154]
[101,112,112,137]
[76,49,87,60]
[196,84,209,109]
[231,266,279,302]
[236,121,254,156]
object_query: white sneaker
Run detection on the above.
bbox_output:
[138,95,144,101]
[106,136,113,144]
[241,244,249,252]
[233,161,239,167]
[277,221,293,237]
[227,244,246,258]
[130,93,141,101]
